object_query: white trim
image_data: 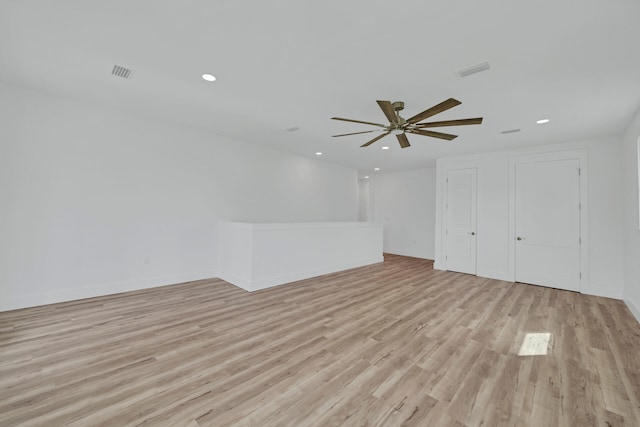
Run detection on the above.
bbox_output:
[221,221,380,230]
[383,249,433,260]
[637,136,640,229]
[216,271,252,292]
[248,256,383,292]
[508,149,589,292]
[476,269,513,282]
[625,299,640,325]
[1,270,217,312]
[434,162,444,270]
[583,287,623,300]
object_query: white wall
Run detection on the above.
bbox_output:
[357,179,372,221]
[372,168,436,259]
[0,82,358,311]
[435,137,625,299]
[622,108,640,322]
[218,222,383,292]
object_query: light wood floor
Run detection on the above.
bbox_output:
[1,255,640,427]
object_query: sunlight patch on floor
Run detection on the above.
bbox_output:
[518,332,552,356]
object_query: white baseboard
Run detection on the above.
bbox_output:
[383,248,433,260]
[476,269,513,282]
[248,256,384,292]
[625,299,640,325]
[216,271,252,292]
[582,286,623,300]
[1,270,217,312]
[431,264,513,282]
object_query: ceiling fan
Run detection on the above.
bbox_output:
[331,98,483,148]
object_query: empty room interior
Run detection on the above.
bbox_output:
[2,1,640,426]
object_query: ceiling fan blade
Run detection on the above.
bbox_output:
[361,131,390,147]
[407,98,462,124]
[331,117,387,127]
[332,130,379,137]
[408,129,458,141]
[415,117,483,128]
[376,100,398,123]
[396,133,410,148]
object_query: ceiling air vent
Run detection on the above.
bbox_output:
[456,61,490,78]
[501,128,521,134]
[112,65,134,79]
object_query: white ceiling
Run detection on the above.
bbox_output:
[1,0,640,173]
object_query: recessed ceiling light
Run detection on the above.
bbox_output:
[202,73,216,82]
[315,152,322,156]
[374,167,380,171]
[536,119,550,124]
[456,61,491,78]
[381,146,390,150]
[364,176,369,179]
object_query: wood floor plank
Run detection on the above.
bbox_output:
[1,254,639,426]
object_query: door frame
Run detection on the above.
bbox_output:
[508,150,589,290]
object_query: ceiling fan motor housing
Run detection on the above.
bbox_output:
[392,101,404,112]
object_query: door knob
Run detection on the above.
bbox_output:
[468,232,476,236]
[516,236,525,241]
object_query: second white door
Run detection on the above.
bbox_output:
[514,159,581,292]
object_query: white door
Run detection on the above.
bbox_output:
[446,168,477,275]
[515,159,581,291]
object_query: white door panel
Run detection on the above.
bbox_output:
[446,168,477,275]
[515,159,580,291]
